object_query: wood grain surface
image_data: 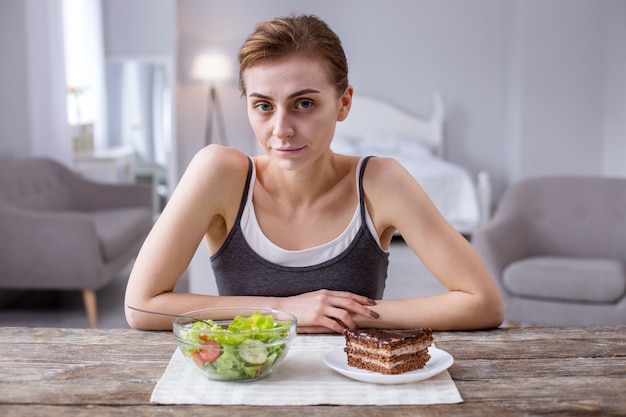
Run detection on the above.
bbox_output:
[0,326,624,416]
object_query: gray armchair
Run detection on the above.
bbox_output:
[472,176,626,326]
[0,157,154,327]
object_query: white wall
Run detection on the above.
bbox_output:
[602,0,626,177]
[508,1,606,181]
[103,0,176,56]
[0,0,29,159]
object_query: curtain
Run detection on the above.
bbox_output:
[61,0,107,149]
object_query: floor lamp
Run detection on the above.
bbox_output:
[191,52,234,147]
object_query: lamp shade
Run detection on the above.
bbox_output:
[191,52,234,83]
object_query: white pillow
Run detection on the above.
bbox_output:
[360,132,400,154]
[395,135,433,158]
[358,132,433,158]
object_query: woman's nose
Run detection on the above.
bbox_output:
[272,109,295,139]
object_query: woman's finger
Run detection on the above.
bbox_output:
[325,294,380,320]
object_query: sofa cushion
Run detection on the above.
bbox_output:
[0,159,75,210]
[503,256,626,303]
[90,207,153,262]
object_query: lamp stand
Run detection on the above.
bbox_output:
[204,85,227,147]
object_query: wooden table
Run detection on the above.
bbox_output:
[0,326,624,416]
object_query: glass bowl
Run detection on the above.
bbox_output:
[173,307,297,381]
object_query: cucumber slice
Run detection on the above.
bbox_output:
[239,339,268,364]
[264,352,278,367]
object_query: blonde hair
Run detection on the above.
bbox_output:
[238,14,349,97]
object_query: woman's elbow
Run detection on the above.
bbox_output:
[480,293,505,329]
[125,307,148,330]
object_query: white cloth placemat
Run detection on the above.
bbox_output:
[151,335,463,405]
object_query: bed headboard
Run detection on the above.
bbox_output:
[334,93,445,157]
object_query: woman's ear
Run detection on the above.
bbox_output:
[337,86,353,122]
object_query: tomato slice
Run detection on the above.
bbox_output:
[190,351,205,366]
[198,340,221,362]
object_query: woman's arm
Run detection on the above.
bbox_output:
[357,157,504,330]
[124,146,378,331]
[124,145,254,329]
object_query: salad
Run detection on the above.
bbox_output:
[177,311,294,380]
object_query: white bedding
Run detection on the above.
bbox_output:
[332,133,481,234]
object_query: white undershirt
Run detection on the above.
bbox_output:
[240,158,383,267]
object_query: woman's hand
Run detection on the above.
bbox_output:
[276,289,380,334]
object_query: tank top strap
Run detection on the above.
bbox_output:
[234,157,254,225]
[358,156,375,227]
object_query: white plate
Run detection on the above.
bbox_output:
[323,346,454,385]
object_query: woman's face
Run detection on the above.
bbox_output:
[243,54,351,171]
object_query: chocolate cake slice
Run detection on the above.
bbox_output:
[343,328,434,375]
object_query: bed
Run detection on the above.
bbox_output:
[332,93,491,235]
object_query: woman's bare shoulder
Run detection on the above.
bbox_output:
[361,156,439,237]
[362,156,414,187]
[173,145,251,213]
[187,144,250,177]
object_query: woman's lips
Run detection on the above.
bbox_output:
[273,146,306,155]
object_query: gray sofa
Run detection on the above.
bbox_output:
[0,157,154,327]
[472,176,626,326]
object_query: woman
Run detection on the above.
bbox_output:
[125,14,503,333]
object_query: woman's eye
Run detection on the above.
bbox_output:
[296,100,313,110]
[255,102,272,112]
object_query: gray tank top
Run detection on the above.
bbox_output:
[210,156,389,299]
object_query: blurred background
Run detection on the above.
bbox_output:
[0,0,625,327]
[1,0,624,203]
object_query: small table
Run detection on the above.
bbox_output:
[74,146,134,183]
[0,326,624,416]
